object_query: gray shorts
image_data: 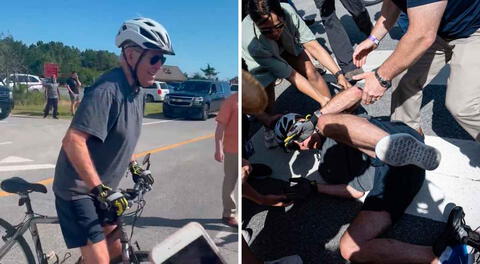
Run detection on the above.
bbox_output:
[69,92,80,102]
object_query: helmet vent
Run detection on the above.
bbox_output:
[140,28,156,42]
[143,42,159,49]
[155,31,166,46]
[122,25,127,30]
[144,21,155,27]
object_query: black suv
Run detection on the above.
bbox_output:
[163,80,231,120]
[0,85,14,120]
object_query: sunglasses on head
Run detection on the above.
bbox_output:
[260,21,284,35]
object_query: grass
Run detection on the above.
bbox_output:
[12,100,163,119]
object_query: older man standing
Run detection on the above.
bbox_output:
[352,0,480,141]
[53,17,174,263]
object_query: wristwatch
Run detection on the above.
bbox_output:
[374,68,391,89]
[310,110,323,126]
[334,70,343,79]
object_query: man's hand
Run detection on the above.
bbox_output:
[352,71,387,105]
[129,161,154,185]
[261,194,292,207]
[284,177,317,201]
[91,184,129,217]
[353,39,377,68]
[337,74,352,89]
[214,149,224,162]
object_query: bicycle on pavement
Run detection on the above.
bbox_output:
[0,153,154,264]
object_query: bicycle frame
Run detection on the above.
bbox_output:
[0,193,59,264]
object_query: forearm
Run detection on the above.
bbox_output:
[320,86,363,114]
[371,0,401,40]
[377,31,435,80]
[288,70,330,107]
[215,123,225,151]
[304,41,341,75]
[62,130,102,189]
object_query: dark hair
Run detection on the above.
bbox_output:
[248,0,285,24]
[71,71,77,74]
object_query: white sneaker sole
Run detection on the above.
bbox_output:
[375,133,441,170]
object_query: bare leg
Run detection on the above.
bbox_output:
[317,183,365,199]
[103,225,122,260]
[340,211,438,263]
[80,240,110,264]
[70,101,74,115]
[317,113,388,158]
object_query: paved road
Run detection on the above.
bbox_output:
[244,1,479,263]
[0,113,238,263]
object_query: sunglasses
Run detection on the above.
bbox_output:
[126,46,166,65]
[149,54,166,65]
[259,21,285,35]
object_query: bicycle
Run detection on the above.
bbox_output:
[0,153,154,264]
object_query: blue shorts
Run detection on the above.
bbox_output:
[55,196,106,248]
[362,117,425,222]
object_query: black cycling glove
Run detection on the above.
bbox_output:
[91,184,129,217]
[129,160,154,185]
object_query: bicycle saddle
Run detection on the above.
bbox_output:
[1,177,47,194]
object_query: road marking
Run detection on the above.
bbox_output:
[0,156,33,164]
[142,120,172,126]
[0,141,12,145]
[0,164,55,172]
[0,134,214,197]
[134,134,214,159]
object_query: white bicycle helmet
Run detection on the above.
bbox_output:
[116,17,175,55]
[274,113,302,145]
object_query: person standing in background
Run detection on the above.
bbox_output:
[214,93,239,227]
[66,71,81,115]
[43,74,60,119]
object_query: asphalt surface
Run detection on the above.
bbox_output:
[0,110,238,263]
[243,1,477,263]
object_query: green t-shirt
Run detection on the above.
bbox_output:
[242,3,316,86]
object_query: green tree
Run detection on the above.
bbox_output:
[200,64,218,80]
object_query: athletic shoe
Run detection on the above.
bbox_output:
[222,216,238,228]
[433,206,470,257]
[304,18,315,26]
[264,128,278,149]
[375,133,441,170]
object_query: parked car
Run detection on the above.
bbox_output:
[0,85,14,120]
[143,81,170,102]
[2,74,43,93]
[163,79,230,120]
[166,81,183,91]
[230,84,238,93]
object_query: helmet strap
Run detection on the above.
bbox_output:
[122,47,147,92]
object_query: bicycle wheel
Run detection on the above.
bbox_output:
[362,0,383,6]
[0,218,36,264]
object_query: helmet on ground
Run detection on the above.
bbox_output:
[115,17,175,55]
[274,113,302,145]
